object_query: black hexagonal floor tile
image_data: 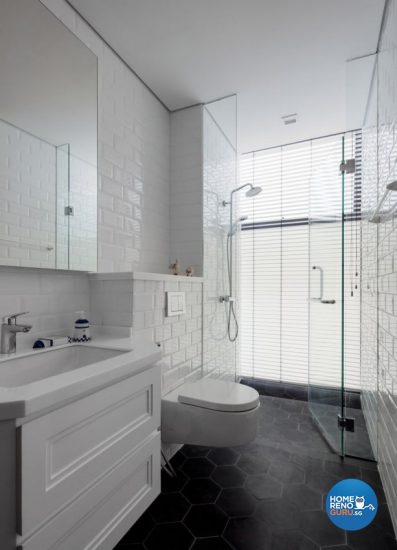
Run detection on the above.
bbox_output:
[208,447,239,465]
[145,523,194,550]
[170,451,186,469]
[184,504,228,537]
[115,510,154,545]
[182,478,221,504]
[300,510,345,547]
[149,493,190,523]
[211,465,247,488]
[268,460,305,484]
[245,474,282,500]
[191,537,233,550]
[161,468,188,493]
[181,445,211,458]
[306,470,340,495]
[217,487,257,517]
[112,395,394,550]
[223,517,271,550]
[270,529,320,550]
[256,498,302,531]
[283,484,322,511]
[323,459,361,480]
[375,502,396,537]
[347,524,397,550]
[181,457,215,478]
[237,453,270,475]
[115,544,145,550]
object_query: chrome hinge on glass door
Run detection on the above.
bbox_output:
[64,206,74,216]
[339,159,356,174]
[338,415,355,432]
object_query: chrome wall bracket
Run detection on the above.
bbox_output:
[64,206,74,216]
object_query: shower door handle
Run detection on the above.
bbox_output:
[320,299,336,304]
[311,265,324,301]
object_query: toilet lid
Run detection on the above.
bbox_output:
[178,379,259,412]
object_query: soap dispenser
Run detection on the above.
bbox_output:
[73,311,91,342]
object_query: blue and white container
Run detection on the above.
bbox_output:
[73,311,91,342]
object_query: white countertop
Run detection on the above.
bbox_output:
[0,335,161,421]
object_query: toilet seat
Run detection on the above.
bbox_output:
[178,378,259,412]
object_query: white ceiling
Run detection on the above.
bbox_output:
[68,0,384,153]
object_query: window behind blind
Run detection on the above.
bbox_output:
[239,131,361,389]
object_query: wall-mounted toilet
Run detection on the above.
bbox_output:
[161,378,260,447]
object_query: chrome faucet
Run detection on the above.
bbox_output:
[1,312,32,354]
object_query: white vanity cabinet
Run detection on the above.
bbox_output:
[14,364,161,550]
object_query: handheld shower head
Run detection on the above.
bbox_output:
[228,215,248,236]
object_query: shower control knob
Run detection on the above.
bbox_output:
[219,296,235,303]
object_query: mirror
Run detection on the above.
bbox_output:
[0,0,97,271]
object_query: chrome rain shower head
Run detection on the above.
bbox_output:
[222,183,263,206]
[245,186,262,198]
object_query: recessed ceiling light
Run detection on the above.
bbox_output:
[281,113,298,125]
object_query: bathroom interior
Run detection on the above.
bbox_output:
[0,0,396,549]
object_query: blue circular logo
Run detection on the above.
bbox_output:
[326,479,378,531]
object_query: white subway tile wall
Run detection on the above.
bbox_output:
[42,0,171,274]
[132,278,203,395]
[89,274,203,394]
[362,0,397,535]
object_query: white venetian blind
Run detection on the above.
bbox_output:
[239,132,361,389]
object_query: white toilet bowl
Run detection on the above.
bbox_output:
[161,378,260,447]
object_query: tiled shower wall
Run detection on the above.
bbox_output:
[361,0,397,534]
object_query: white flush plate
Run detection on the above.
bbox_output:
[166,292,186,317]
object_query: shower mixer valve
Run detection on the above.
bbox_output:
[219,296,235,303]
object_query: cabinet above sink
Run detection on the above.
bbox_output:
[0,0,98,271]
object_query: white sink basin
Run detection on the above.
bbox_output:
[0,345,127,387]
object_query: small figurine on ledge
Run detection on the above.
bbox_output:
[169,259,180,275]
[185,265,194,277]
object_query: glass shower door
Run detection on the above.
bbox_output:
[308,135,345,456]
